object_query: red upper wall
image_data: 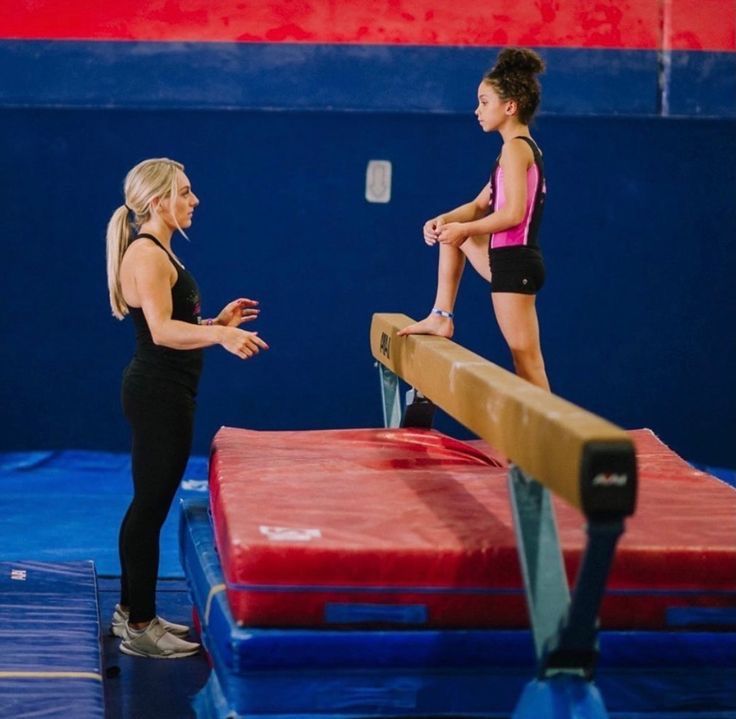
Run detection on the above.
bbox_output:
[3,0,734,51]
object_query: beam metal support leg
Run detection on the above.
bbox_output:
[377,363,401,429]
[402,387,436,428]
[542,519,624,677]
[508,465,612,719]
[378,364,437,430]
[508,465,571,662]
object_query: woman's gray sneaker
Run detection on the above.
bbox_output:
[111,604,190,639]
[119,617,200,659]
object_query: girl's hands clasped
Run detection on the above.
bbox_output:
[424,216,469,247]
[423,216,445,246]
[437,222,469,247]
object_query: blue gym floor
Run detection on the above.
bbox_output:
[98,578,209,718]
[0,451,211,718]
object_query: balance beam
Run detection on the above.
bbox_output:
[370,313,637,518]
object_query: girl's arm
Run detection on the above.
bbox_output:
[439,188,491,224]
[439,140,531,246]
[134,249,267,358]
[424,185,491,245]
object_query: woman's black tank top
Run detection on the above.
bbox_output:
[126,233,203,392]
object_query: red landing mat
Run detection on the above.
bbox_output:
[208,427,736,629]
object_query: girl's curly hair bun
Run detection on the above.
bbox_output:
[483,48,545,124]
[493,47,545,76]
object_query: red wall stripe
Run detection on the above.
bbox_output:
[3,0,734,51]
[670,0,736,50]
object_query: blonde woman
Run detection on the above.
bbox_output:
[106,158,268,659]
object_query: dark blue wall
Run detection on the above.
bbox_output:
[0,106,734,466]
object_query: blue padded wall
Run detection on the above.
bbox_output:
[0,105,733,466]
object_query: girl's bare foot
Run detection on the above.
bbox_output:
[398,310,454,338]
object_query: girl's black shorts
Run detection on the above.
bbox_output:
[489,245,545,295]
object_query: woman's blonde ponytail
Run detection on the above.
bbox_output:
[106,205,133,319]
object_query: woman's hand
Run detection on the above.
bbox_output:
[216,298,260,327]
[438,222,468,247]
[219,326,269,360]
[423,216,445,246]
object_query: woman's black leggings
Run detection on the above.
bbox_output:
[119,370,195,623]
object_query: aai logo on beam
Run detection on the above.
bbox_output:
[380,332,391,359]
[592,473,629,487]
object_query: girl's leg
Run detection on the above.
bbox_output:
[399,235,491,337]
[491,292,550,391]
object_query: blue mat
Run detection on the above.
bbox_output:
[0,560,105,718]
[180,499,736,718]
[0,450,208,576]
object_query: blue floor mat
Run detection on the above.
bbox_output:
[0,450,208,577]
[0,560,105,719]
